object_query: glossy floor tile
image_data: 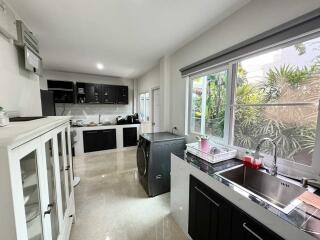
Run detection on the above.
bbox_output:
[70,149,187,240]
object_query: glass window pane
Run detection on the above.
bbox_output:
[20,150,44,240]
[139,94,145,121]
[58,132,67,215]
[205,70,228,138]
[234,36,320,165]
[234,105,318,166]
[236,37,320,105]
[190,70,228,138]
[145,93,150,122]
[190,77,204,134]
[65,131,72,197]
[44,140,59,239]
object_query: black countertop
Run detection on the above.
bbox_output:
[173,151,320,239]
[141,132,185,143]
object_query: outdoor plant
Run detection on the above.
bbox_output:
[234,61,319,163]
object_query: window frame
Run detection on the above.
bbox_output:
[188,65,231,144]
[187,31,320,177]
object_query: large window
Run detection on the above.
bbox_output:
[189,34,320,168]
[190,69,228,138]
[233,37,320,166]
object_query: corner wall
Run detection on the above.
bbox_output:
[0,34,42,116]
[136,64,161,133]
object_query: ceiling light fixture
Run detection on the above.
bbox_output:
[96,63,104,70]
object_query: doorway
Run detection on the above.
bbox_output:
[152,88,161,133]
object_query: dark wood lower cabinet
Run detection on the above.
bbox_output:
[83,129,116,153]
[189,175,283,240]
[189,175,232,240]
[123,127,138,147]
[231,209,283,240]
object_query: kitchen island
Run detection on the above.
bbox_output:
[171,152,320,240]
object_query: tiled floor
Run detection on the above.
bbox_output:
[70,149,187,240]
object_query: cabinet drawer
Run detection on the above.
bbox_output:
[231,209,283,240]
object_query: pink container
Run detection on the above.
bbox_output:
[200,138,210,153]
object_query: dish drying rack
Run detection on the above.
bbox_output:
[186,141,237,164]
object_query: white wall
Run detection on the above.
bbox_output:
[136,64,161,133]
[0,34,42,116]
[41,70,134,118]
[136,64,160,94]
[138,0,320,138]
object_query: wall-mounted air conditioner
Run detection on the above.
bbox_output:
[15,20,42,75]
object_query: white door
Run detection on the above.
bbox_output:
[152,88,161,133]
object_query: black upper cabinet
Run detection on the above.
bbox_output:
[84,83,100,104]
[101,85,117,104]
[75,82,128,104]
[188,175,283,240]
[117,86,129,104]
[47,80,75,103]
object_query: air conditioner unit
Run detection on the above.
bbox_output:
[15,20,42,75]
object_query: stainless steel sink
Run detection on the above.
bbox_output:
[217,165,315,214]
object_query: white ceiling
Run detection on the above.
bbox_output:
[7,0,249,78]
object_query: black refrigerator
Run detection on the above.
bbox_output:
[40,90,56,116]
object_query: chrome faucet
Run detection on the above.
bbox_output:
[254,138,277,176]
[98,114,101,124]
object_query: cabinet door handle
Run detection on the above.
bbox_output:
[44,203,54,217]
[242,222,263,240]
[194,186,220,207]
[65,165,70,171]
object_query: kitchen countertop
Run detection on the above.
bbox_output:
[0,116,71,149]
[173,151,320,239]
[141,132,185,143]
[71,123,140,130]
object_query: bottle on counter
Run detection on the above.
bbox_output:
[0,107,9,127]
[242,150,262,169]
[242,150,254,167]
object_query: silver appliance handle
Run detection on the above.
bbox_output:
[242,222,263,240]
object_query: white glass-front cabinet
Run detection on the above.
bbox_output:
[7,122,75,240]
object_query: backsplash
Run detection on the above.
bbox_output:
[55,103,132,116]
[55,103,133,125]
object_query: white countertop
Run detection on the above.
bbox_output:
[0,116,71,149]
[71,124,140,131]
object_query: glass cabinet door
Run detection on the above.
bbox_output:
[57,132,67,216]
[65,130,73,197]
[20,150,44,240]
[44,139,59,239]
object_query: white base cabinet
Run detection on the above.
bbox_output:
[0,119,75,240]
